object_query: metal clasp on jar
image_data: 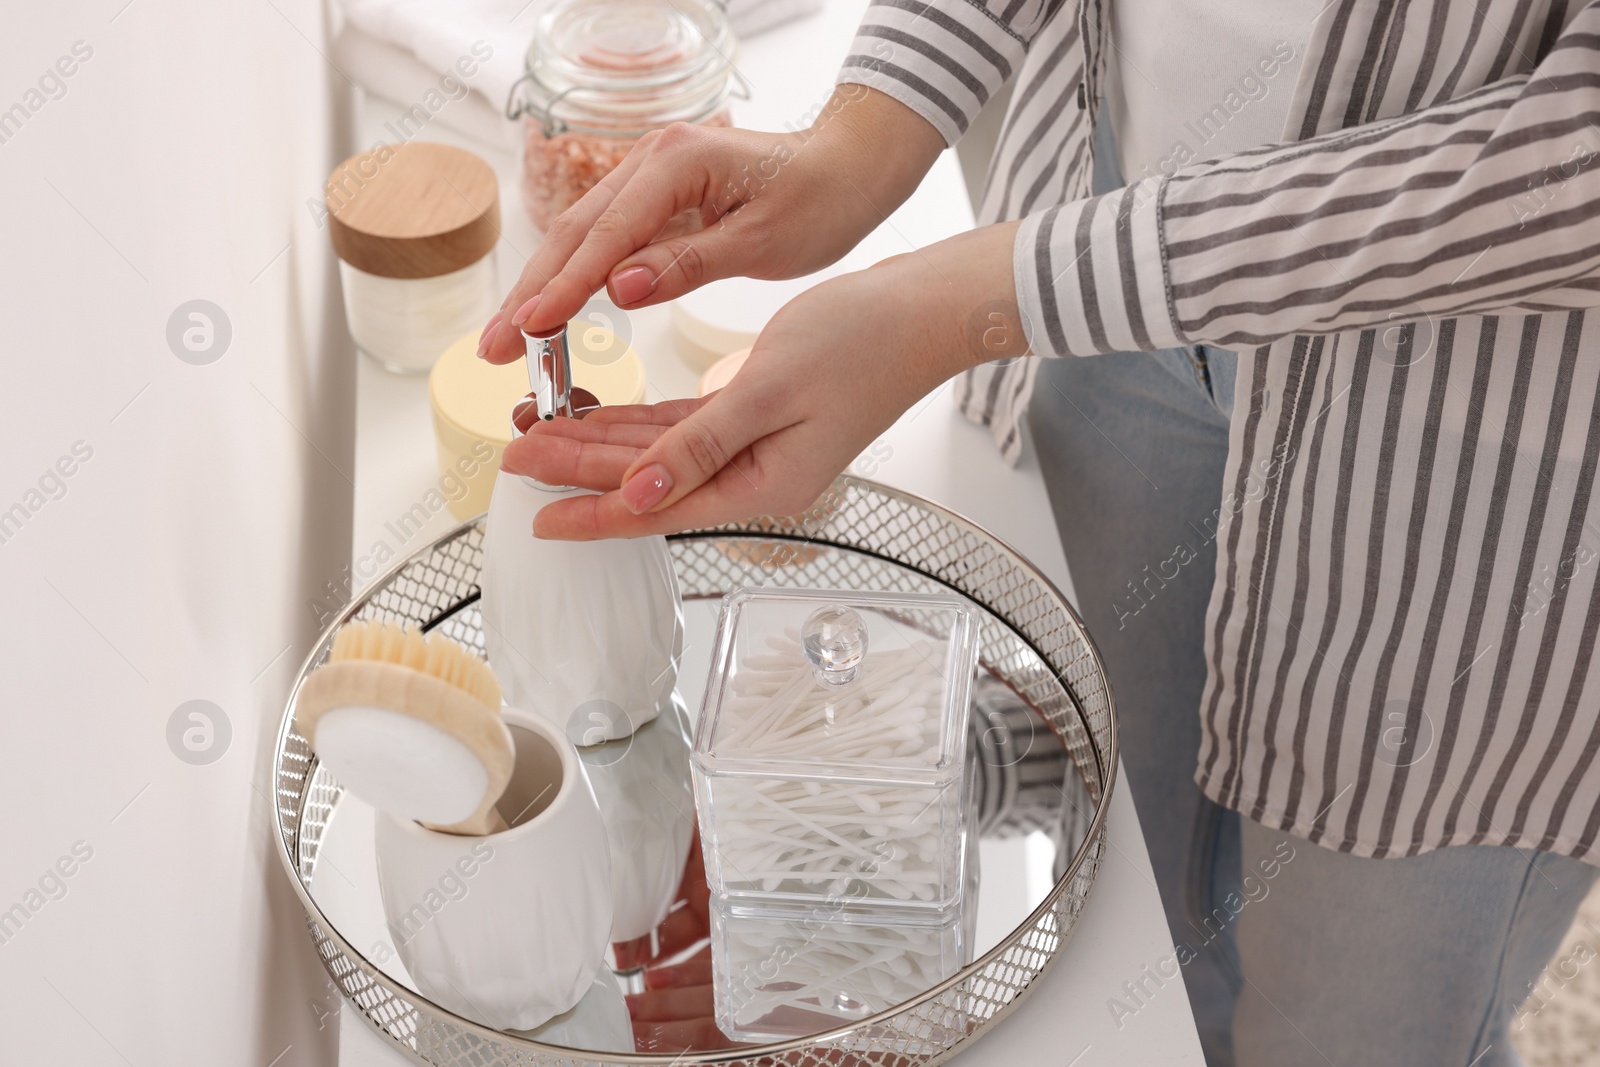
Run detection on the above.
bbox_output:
[505,70,752,139]
[505,78,580,138]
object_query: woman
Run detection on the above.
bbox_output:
[482,1,1600,1062]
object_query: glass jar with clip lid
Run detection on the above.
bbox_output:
[507,0,747,230]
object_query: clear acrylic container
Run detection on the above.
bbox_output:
[708,900,968,1042]
[691,588,980,923]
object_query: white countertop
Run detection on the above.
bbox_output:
[338,2,1204,1064]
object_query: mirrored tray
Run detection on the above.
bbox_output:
[271,477,1117,1066]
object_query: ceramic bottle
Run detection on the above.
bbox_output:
[479,323,696,947]
[479,325,683,743]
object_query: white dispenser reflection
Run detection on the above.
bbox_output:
[691,588,983,1041]
[479,323,695,946]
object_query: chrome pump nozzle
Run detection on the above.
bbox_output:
[522,324,573,421]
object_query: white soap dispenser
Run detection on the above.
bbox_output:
[480,323,696,946]
[480,324,683,743]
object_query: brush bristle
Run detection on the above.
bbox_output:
[329,619,502,709]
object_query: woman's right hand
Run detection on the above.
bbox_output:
[479,85,945,363]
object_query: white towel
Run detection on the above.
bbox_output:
[332,21,518,149]
[336,0,824,118]
[338,0,542,119]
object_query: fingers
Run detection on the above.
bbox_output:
[616,391,778,515]
[503,434,641,492]
[474,309,508,362]
[519,125,715,336]
[521,415,666,450]
[604,224,755,309]
[625,983,714,1022]
[583,395,709,427]
[530,459,761,540]
[644,950,713,990]
[524,392,764,535]
[501,408,686,490]
[531,428,836,538]
[479,151,644,365]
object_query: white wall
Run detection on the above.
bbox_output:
[0,2,354,1062]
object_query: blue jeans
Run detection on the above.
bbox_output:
[1029,344,1600,1065]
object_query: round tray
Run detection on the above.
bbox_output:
[271,476,1117,1066]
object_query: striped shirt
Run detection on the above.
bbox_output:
[839,0,1600,861]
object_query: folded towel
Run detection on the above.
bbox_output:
[333,22,518,149]
[337,0,824,119]
[339,0,539,120]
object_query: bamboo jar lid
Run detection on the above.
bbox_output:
[326,143,500,279]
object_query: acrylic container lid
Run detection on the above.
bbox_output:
[692,587,980,786]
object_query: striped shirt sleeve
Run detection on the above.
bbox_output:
[836,0,1058,145]
[1020,0,1600,357]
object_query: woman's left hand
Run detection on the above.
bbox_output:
[501,222,1024,539]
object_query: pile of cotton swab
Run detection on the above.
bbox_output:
[709,629,957,905]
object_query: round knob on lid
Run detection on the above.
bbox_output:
[802,605,867,686]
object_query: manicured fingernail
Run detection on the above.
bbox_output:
[610,266,655,306]
[621,464,672,514]
[511,294,541,327]
[476,312,503,358]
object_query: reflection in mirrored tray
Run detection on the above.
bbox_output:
[303,539,1098,1057]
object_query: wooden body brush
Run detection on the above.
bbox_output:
[296,620,515,835]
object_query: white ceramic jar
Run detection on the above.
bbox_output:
[373,707,613,1031]
[325,142,501,374]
